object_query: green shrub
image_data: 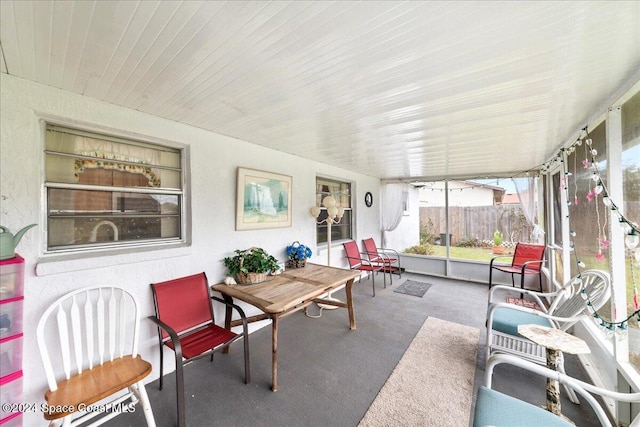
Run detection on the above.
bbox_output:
[403,244,434,255]
[456,237,480,248]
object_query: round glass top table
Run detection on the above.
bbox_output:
[517,324,591,417]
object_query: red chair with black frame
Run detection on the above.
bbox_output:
[149,272,250,427]
[343,240,386,296]
[489,243,546,293]
[361,237,402,284]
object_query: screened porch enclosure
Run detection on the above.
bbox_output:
[1,1,640,426]
[382,88,640,390]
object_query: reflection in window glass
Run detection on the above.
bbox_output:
[45,125,183,252]
[622,90,640,369]
[567,122,610,273]
[566,121,612,326]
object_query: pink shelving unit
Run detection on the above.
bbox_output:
[0,255,24,427]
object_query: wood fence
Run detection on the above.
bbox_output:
[420,205,534,246]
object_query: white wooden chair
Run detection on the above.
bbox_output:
[475,354,640,427]
[486,269,611,403]
[36,286,156,427]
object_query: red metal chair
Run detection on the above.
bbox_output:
[343,240,385,296]
[489,243,546,292]
[361,237,402,284]
[149,272,250,427]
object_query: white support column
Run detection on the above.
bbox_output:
[558,162,572,286]
[444,180,450,276]
[606,106,628,360]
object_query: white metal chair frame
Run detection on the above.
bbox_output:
[36,286,155,427]
[482,354,640,427]
[486,269,611,403]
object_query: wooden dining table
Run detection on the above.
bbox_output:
[211,263,361,391]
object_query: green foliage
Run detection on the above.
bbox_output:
[493,230,504,246]
[403,243,434,255]
[420,218,436,244]
[456,237,480,248]
[223,247,280,276]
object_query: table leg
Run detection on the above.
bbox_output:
[345,278,356,330]
[545,348,561,415]
[272,315,279,392]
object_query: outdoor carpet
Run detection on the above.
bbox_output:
[394,280,432,297]
[358,317,480,427]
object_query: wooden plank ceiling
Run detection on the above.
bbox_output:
[1,1,639,180]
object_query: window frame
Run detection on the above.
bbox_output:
[315,176,353,245]
[42,122,188,255]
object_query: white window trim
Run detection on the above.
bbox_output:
[315,175,353,245]
[36,116,192,266]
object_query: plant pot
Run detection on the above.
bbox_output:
[236,271,267,285]
[492,246,504,255]
[286,259,306,269]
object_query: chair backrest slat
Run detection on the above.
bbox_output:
[343,241,362,268]
[512,243,545,270]
[151,273,213,340]
[70,295,83,375]
[108,288,117,362]
[97,291,105,365]
[85,296,94,369]
[37,286,143,392]
[117,289,126,358]
[554,270,611,320]
[56,306,72,380]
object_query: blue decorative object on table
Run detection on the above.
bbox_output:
[285,241,312,268]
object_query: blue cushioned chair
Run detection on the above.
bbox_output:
[474,354,640,427]
[486,269,611,403]
[475,386,573,427]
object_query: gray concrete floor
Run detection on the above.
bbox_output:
[107,271,603,427]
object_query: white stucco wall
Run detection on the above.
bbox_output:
[0,74,380,425]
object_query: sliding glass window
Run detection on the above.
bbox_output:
[315,177,352,244]
[45,125,184,252]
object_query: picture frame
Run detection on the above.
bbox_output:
[236,167,292,230]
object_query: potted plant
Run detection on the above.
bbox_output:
[223,247,280,285]
[492,230,504,254]
[285,241,312,269]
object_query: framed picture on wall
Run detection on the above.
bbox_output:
[236,167,292,230]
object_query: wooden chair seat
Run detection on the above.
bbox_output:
[44,355,152,420]
[37,286,155,426]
